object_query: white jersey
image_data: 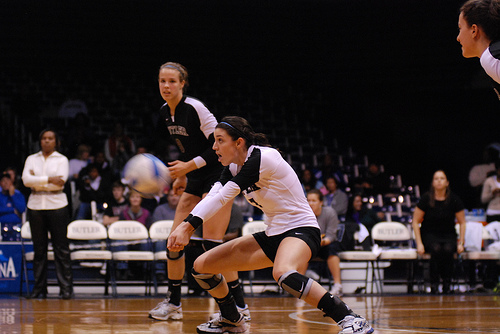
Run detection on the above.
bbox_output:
[191,145,319,236]
[480,41,500,84]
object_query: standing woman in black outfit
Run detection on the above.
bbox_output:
[149,62,249,321]
[22,129,73,299]
[412,170,466,294]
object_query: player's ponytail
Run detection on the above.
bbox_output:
[217,116,270,148]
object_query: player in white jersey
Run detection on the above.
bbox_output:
[457,0,500,97]
[168,116,374,334]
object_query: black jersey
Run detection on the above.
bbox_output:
[156,95,221,178]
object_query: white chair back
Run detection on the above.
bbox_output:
[242,221,267,236]
[67,220,108,240]
[108,220,149,240]
[371,222,411,242]
[149,220,174,240]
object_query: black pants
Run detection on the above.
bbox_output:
[422,233,456,286]
[28,207,73,294]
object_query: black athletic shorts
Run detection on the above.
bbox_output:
[185,169,222,198]
[253,227,321,262]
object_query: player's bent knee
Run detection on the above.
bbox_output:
[278,270,314,300]
[191,268,225,291]
[167,249,184,261]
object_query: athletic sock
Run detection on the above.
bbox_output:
[317,292,357,323]
[214,293,240,322]
[228,279,246,309]
[168,279,182,306]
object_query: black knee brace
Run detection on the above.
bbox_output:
[278,270,314,300]
[202,240,223,252]
[166,249,184,260]
[191,268,225,291]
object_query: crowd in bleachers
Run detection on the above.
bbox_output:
[1,69,499,297]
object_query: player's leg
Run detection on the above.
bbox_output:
[149,191,200,321]
[202,198,249,318]
[273,237,373,334]
[192,235,271,333]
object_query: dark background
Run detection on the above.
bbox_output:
[1,0,499,208]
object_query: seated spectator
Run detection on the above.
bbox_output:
[233,192,254,222]
[481,160,500,222]
[0,172,27,241]
[119,190,152,228]
[300,167,324,195]
[4,166,30,200]
[75,163,112,220]
[102,181,129,226]
[324,176,348,217]
[104,122,135,175]
[151,188,179,223]
[345,193,383,235]
[304,189,343,296]
[69,144,91,181]
[353,162,390,196]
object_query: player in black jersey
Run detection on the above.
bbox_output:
[458,0,500,96]
[168,116,374,334]
[148,63,250,322]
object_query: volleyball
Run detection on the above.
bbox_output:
[123,153,171,197]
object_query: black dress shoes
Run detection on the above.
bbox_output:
[29,290,47,299]
[61,289,73,300]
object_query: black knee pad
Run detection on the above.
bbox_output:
[278,270,314,300]
[167,249,184,260]
[202,240,222,252]
[191,268,224,291]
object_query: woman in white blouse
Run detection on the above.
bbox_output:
[22,129,73,299]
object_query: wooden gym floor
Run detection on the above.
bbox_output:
[1,294,499,333]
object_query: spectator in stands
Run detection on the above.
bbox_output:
[75,163,112,220]
[0,172,26,241]
[412,170,466,294]
[151,187,179,223]
[353,162,390,196]
[324,176,348,217]
[345,193,382,235]
[120,190,152,227]
[300,167,324,195]
[233,192,254,222]
[102,181,129,226]
[317,153,347,190]
[481,160,500,222]
[304,189,343,296]
[22,129,73,299]
[104,122,136,175]
[68,144,91,181]
[469,144,499,207]
[4,166,30,200]
[93,150,115,181]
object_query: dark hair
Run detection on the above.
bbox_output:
[461,0,500,42]
[429,170,451,207]
[216,116,270,149]
[307,188,324,202]
[345,193,364,220]
[0,172,11,181]
[112,180,125,189]
[38,128,61,151]
[159,62,189,92]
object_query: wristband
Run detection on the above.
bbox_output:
[185,214,203,229]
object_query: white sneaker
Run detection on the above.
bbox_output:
[209,304,251,322]
[305,269,320,281]
[330,283,343,297]
[338,315,374,334]
[197,314,248,333]
[148,297,183,321]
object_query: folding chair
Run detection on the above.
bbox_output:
[66,220,113,295]
[241,220,269,296]
[19,222,53,296]
[107,220,156,297]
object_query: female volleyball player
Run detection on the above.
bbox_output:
[458,0,500,89]
[148,63,250,321]
[168,116,374,334]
